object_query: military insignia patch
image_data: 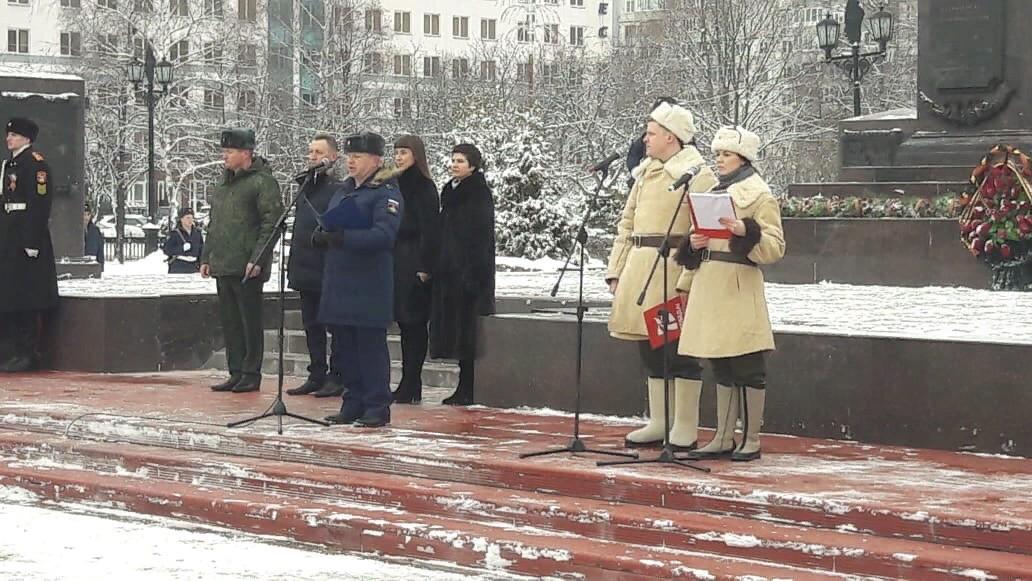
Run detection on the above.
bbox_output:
[8,174,16,191]
[32,152,45,162]
[386,199,400,215]
[36,171,47,195]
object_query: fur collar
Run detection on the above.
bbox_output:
[728,173,772,209]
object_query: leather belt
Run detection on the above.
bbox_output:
[699,249,756,267]
[4,202,27,213]
[632,234,684,248]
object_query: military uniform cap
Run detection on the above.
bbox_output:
[220,128,256,150]
[6,117,39,141]
[344,132,386,156]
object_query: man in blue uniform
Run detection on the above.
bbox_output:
[314,132,402,428]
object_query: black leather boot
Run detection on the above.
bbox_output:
[286,377,324,396]
[210,374,242,392]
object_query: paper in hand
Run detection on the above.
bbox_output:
[688,191,736,239]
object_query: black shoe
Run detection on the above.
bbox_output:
[286,378,324,396]
[231,375,261,393]
[210,375,242,392]
[324,410,362,425]
[442,390,473,406]
[670,441,698,453]
[0,355,35,373]
[354,409,391,428]
[731,450,761,462]
[623,438,663,449]
[683,443,737,460]
[313,379,346,398]
[392,384,422,404]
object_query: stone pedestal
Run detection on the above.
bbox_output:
[791,0,1032,198]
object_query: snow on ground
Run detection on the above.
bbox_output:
[59,258,1032,345]
[0,488,528,581]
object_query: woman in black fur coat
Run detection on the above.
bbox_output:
[391,135,440,404]
[430,143,496,405]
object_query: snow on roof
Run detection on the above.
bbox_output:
[1,91,80,101]
[0,70,84,81]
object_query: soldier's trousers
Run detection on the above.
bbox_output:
[215,276,264,378]
[330,325,391,419]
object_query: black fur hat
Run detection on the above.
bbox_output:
[344,132,386,156]
[6,117,39,141]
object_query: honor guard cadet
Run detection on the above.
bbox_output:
[0,117,59,372]
[314,132,402,428]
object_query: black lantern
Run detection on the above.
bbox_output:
[816,13,841,61]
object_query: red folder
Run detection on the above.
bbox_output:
[686,192,735,240]
[643,296,687,349]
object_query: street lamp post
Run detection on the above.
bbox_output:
[127,45,173,223]
[816,1,894,117]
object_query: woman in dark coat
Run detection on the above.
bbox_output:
[391,135,440,404]
[162,207,204,274]
[430,143,496,406]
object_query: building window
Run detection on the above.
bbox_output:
[238,43,257,67]
[517,17,535,43]
[205,0,222,17]
[170,39,189,63]
[60,0,81,7]
[238,0,256,22]
[365,9,381,32]
[301,91,318,107]
[452,16,468,39]
[203,42,222,64]
[132,36,144,58]
[203,89,224,110]
[544,24,559,44]
[542,63,559,84]
[423,13,440,36]
[422,55,441,78]
[170,0,188,16]
[9,0,29,6]
[570,0,583,6]
[393,97,411,119]
[133,0,152,11]
[452,57,469,79]
[570,26,584,46]
[480,60,496,81]
[60,31,82,56]
[624,0,633,13]
[517,62,533,84]
[480,18,496,41]
[237,89,256,112]
[393,54,411,76]
[362,52,383,74]
[96,33,119,55]
[393,11,410,33]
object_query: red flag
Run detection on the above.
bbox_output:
[643,296,687,349]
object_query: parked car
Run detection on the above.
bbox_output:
[97,214,149,239]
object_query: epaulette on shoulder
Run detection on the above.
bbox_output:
[32,152,45,162]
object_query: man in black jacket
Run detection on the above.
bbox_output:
[0,117,58,372]
[286,134,343,397]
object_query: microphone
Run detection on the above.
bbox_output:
[294,158,333,180]
[668,167,701,192]
[587,152,621,173]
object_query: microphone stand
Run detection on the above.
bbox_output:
[598,169,709,473]
[520,163,637,461]
[227,167,330,434]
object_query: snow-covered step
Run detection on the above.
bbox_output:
[1,432,1026,580]
[0,455,856,580]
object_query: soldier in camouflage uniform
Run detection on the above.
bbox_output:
[201,129,283,393]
